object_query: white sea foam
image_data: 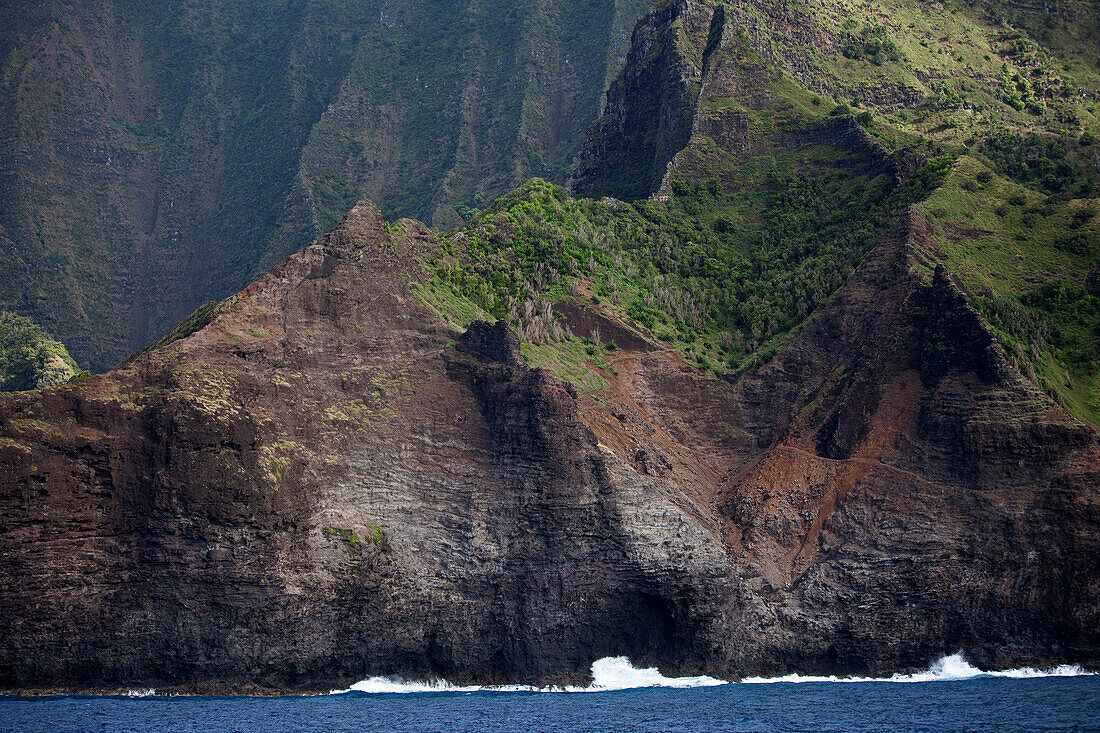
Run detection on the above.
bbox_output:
[125,688,157,697]
[332,652,1094,694]
[741,652,1095,684]
[332,656,728,695]
[339,677,496,694]
[572,656,728,692]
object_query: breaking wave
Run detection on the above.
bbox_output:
[333,653,1094,694]
[741,652,1094,684]
[332,656,727,695]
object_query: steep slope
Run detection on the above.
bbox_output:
[0,195,1097,692]
[575,0,1099,201]
[0,0,364,371]
[0,0,1097,694]
[0,203,732,691]
[571,0,1099,426]
[0,0,653,371]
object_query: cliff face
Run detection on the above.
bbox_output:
[0,194,1096,693]
[573,0,914,201]
[570,0,712,199]
[0,204,731,691]
[718,214,1098,673]
[1,0,1098,694]
[0,0,655,370]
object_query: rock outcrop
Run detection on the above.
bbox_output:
[0,203,732,692]
[571,0,712,199]
[0,193,1096,693]
[572,0,909,201]
[1,0,1098,695]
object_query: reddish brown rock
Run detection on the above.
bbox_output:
[0,197,1096,694]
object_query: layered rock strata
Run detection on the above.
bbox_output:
[0,198,1096,693]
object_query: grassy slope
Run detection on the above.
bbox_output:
[418,161,1098,426]
[412,0,1100,427]
[915,156,1099,425]
[415,144,944,383]
[715,0,1099,145]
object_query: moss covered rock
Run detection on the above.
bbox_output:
[0,312,79,392]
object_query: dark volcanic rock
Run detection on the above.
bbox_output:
[0,203,731,693]
[713,210,1100,676]
[0,196,1096,694]
[1,1,1099,695]
[571,0,710,200]
[452,320,524,369]
[919,264,1012,387]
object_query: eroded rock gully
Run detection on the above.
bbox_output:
[0,201,1097,693]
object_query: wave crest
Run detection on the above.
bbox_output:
[333,652,1094,695]
[332,657,727,695]
[741,652,1094,684]
[583,657,727,692]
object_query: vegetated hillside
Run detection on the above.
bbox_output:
[0,0,653,371]
[570,0,1099,425]
[0,312,78,391]
[1,0,1097,694]
[576,0,1099,197]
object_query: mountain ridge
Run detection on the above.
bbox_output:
[0,0,1097,693]
[0,184,1095,690]
[0,0,655,371]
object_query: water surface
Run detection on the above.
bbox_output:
[3,655,1097,733]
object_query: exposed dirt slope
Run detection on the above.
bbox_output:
[0,200,1095,693]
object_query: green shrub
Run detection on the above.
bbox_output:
[0,312,80,391]
[841,24,905,65]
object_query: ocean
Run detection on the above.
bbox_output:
[2,655,1097,732]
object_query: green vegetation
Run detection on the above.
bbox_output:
[425,148,1096,423]
[413,277,490,331]
[428,129,947,376]
[0,312,79,391]
[841,23,905,66]
[324,526,362,552]
[916,156,1099,424]
[682,0,1100,160]
[412,0,1099,427]
[979,132,1097,196]
[522,339,610,391]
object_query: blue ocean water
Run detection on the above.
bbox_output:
[2,657,1098,733]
